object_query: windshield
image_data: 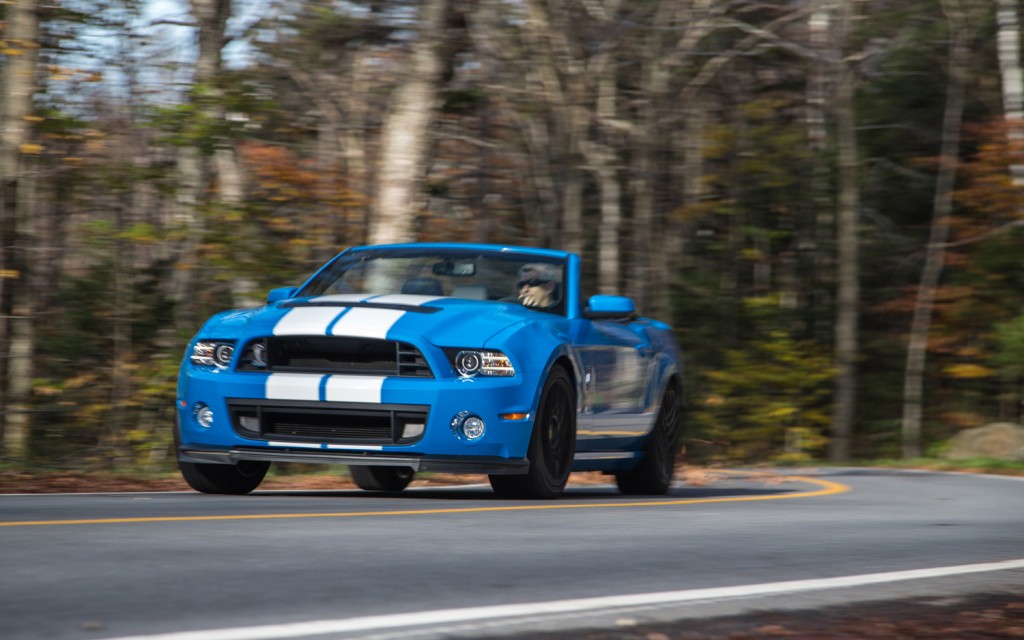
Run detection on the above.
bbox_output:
[297,248,567,315]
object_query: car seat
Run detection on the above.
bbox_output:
[450,285,488,300]
[401,277,444,296]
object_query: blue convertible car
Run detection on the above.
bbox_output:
[176,243,683,498]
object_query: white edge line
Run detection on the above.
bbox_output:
[101,558,1024,640]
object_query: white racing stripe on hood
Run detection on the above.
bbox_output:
[271,294,369,336]
[328,294,444,339]
[272,294,443,339]
[266,373,323,401]
[273,307,341,336]
[330,307,404,339]
[325,376,384,403]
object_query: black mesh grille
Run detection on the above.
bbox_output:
[229,400,428,445]
[268,416,393,441]
[238,337,433,378]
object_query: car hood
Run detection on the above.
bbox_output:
[198,294,544,348]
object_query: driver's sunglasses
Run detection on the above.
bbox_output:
[517,278,551,289]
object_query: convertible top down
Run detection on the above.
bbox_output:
[175,243,683,498]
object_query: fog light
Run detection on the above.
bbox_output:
[451,411,485,440]
[463,416,485,439]
[238,415,260,433]
[402,422,425,439]
[193,403,214,428]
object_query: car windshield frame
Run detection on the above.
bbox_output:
[296,248,568,316]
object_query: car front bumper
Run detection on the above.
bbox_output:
[178,445,529,474]
[176,366,540,470]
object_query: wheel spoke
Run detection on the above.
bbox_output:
[541,379,571,480]
[496,367,575,499]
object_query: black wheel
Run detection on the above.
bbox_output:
[490,366,576,499]
[616,381,682,495]
[178,460,270,495]
[350,465,415,491]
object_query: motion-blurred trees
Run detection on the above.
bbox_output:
[0,0,39,456]
[1,0,1022,468]
[899,0,996,459]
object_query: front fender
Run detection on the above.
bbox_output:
[484,319,580,417]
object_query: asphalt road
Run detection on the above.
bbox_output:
[1,468,1023,640]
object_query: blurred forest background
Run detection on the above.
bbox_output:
[2,0,1024,472]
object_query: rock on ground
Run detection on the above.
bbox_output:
[944,422,1024,461]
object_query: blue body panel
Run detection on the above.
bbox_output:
[176,243,682,475]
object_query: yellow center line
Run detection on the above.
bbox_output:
[0,476,849,528]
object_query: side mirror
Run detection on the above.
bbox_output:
[583,295,636,320]
[267,287,297,303]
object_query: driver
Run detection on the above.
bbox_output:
[517,263,558,308]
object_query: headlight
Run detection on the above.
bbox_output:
[445,349,515,377]
[190,340,235,367]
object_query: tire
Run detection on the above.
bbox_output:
[616,381,682,495]
[350,465,415,491]
[178,460,270,495]
[490,366,576,499]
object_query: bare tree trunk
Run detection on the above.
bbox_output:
[807,1,835,346]
[901,0,973,458]
[674,96,709,282]
[561,170,583,255]
[997,0,1024,186]
[630,126,655,313]
[370,0,452,245]
[587,47,623,295]
[829,0,860,461]
[169,141,205,330]
[831,58,859,461]
[0,0,39,456]
[594,162,621,294]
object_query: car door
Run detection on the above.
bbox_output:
[571,318,657,451]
